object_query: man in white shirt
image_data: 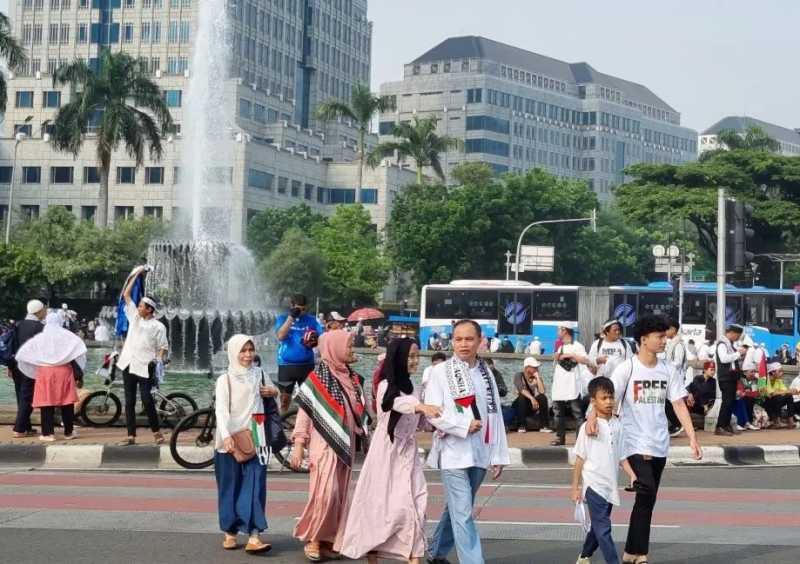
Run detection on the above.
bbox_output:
[425,320,510,564]
[551,324,589,446]
[714,324,746,436]
[588,320,633,380]
[587,314,702,564]
[117,266,169,446]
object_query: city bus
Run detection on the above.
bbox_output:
[419,280,800,354]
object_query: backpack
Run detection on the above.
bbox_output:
[0,327,16,367]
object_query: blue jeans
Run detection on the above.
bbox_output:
[429,466,487,564]
[581,487,619,564]
[214,451,267,535]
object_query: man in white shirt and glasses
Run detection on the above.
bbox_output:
[117,266,169,446]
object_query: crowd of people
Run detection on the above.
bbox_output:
[5,275,800,564]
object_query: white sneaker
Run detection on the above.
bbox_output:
[576,556,591,564]
[39,435,56,442]
[540,427,554,433]
[517,428,527,433]
[735,424,747,432]
[746,423,760,431]
[670,426,684,437]
[64,432,78,440]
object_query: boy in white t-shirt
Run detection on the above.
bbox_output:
[571,377,636,564]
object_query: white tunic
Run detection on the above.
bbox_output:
[116,302,168,379]
[551,341,586,401]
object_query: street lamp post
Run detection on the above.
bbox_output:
[514,209,597,281]
[5,131,28,245]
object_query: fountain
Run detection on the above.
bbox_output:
[101,0,275,368]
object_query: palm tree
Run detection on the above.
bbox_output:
[316,83,392,203]
[51,51,173,226]
[368,116,463,184]
[717,126,781,152]
[0,12,27,113]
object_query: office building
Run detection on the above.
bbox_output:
[378,36,698,199]
[699,115,800,156]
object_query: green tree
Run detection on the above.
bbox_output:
[316,84,393,202]
[260,228,327,306]
[51,51,174,226]
[0,12,26,113]
[246,204,327,262]
[368,116,463,184]
[313,205,389,308]
[0,244,44,319]
[706,125,782,156]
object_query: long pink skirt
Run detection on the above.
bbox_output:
[32,364,78,408]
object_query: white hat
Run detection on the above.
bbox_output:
[26,299,45,315]
[61,303,68,310]
[741,336,755,347]
[328,311,345,321]
[523,357,541,369]
[741,359,757,372]
[140,296,158,311]
[767,362,782,374]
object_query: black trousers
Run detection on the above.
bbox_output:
[716,379,736,430]
[12,368,35,433]
[513,394,549,430]
[625,454,667,556]
[553,398,583,440]
[41,405,74,437]
[123,368,160,437]
[764,396,795,420]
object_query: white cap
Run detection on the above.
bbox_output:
[742,359,757,372]
[523,357,541,369]
[61,303,68,310]
[328,311,345,321]
[140,296,158,311]
[767,362,782,374]
[26,299,45,315]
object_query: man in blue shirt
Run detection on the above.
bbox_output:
[274,294,324,413]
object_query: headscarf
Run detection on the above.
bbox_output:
[227,333,255,378]
[381,338,417,442]
[15,311,87,378]
[318,329,354,389]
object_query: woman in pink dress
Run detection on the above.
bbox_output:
[15,311,86,441]
[340,338,442,564]
[290,329,366,562]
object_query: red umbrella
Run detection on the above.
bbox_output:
[347,307,384,322]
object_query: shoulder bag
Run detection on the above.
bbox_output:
[226,374,256,463]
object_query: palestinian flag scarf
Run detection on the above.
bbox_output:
[296,360,365,467]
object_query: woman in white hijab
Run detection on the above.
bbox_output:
[214,334,278,554]
[15,311,87,441]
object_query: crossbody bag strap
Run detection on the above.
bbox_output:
[617,359,635,418]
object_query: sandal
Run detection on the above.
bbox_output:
[154,432,165,445]
[117,437,136,446]
[223,535,239,550]
[304,541,322,562]
[245,540,272,554]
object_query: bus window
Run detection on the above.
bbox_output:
[744,295,767,326]
[707,296,743,326]
[498,292,533,335]
[532,290,578,322]
[424,288,498,320]
[638,293,673,317]
[768,295,795,336]
[682,293,706,324]
[464,291,499,319]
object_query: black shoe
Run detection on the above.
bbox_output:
[550,437,566,446]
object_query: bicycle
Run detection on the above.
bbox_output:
[80,352,197,429]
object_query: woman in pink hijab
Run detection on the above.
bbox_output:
[291,329,366,562]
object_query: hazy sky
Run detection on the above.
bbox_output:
[368,0,800,133]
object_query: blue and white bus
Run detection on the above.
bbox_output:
[419,280,800,354]
[419,280,579,353]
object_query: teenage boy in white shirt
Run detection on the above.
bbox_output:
[586,314,702,564]
[571,376,637,564]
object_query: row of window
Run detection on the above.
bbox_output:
[464,138,510,157]
[0,165,171,185]
[499,64,568,94]
[2,204,164,224]
[238,98,291,124]
[15,91,61,109]
[22,0,191,10]
[246,168,378,204]
[20,19,190,46]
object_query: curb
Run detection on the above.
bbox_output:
[1,444,799,470]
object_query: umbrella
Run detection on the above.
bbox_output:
[347,307,384,322]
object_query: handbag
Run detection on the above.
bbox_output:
[227,374,256,463]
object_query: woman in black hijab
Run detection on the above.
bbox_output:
[340,339,443,563]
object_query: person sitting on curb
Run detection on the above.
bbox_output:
[512,357,552,433]
[762,363,797,429]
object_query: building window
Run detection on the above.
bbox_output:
[116,167,136,184]
[143,206,163,219]
[291,180,301,197]
[114,206,135,220]
[123,23,134,43]
[239,98,252,118]
[247,169,273,191]
[430,63,438,74]
[0,167,12,183]
[304,183,314,200]
[145,167,164,184]
[83,167,100,184]
[15,91,34,108]
[164,90,182,107]
[378,121,395,135]
[50,166,74,184]
[14,124,33,136]
[22,167,41,184]
[21,205,40,221]
[277,177,288,194]
[360,189,378,204]
[466,88,482,104]
[43,91,61,108]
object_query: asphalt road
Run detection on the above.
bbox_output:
[1,465,798,563]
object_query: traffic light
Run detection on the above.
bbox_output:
[725,198,755,286]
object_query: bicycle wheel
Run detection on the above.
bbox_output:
[169,408,216,470]
[80,391,122,426]
[272,407,309,473]
[159,392,198,428]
